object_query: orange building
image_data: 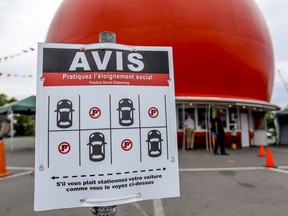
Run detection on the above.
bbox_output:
[46,0,280,149]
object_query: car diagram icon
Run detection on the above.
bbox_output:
[147,130,163,157]
[87,132,107,162]
[55,99,74,128]
[117,98,135,126]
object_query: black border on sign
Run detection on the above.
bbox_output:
[47,96,50,168]
[138,94,142,162]
[164,95,169,160]
[78,95,81,166]
[109,94,112,165]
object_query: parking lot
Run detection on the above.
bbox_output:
[1,137,288,216]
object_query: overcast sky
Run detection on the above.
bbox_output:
[0,0,287,106]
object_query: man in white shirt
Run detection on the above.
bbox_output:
[185,115,195,150]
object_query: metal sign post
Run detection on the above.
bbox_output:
[90,31,118,216]
[90,206,117,216]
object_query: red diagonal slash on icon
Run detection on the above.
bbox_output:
[89,107,101,119]
[58,142,71,154]
[121,139,133,151]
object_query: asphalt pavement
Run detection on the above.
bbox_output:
[1,137,288,216]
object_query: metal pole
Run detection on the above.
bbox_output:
[99,31,116,43]
[90,206,117,216]
[277,69,288,95]
[205,105,208,151]
[89,31,117,216]
[182,103,186,151]
[9,109,14,152]
[207,103,211,151]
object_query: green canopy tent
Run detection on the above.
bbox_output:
[0,95,36,115]
[0,95,36,151]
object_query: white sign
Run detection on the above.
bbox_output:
[34,43,179,211]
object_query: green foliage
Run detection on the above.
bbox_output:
[266,112,275,129]
[0,93,17,106]
[14,115,35,136]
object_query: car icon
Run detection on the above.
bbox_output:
[55,99,74,128]
[87,132,106,162]
[117,98,135,126]
[147,130,163,157]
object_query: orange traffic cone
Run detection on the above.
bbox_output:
[265,148,276,168]
[0,139,11,177]
[258,144,266,157]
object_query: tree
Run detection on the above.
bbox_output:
[266,112,275,129]
[14,115,35,136]
[0,93,17,106]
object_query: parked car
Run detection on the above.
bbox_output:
[147,130,163,157]
[55,99,74,128]
[87,132,106,162]
[117,98,135,126]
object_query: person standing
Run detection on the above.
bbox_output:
[214,110,229,155]
[210,117,217,149]
[185,115,195,150]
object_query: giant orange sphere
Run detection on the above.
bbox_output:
[46,0,274,102]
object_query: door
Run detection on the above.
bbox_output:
[241,113,250,147]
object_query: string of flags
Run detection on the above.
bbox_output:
[0,47,36,79]
[0,72,33,78]
[0,47,35,62]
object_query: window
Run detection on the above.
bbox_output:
[176,105,195,131]
[221,109,227,130]
[212,107,227,130]
[177,104,238,131]
[177,106,184,130]
[229,108,239,130]
[197,107,207,129]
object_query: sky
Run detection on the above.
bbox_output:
[0,0,288,106]
[255,0,288,107]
